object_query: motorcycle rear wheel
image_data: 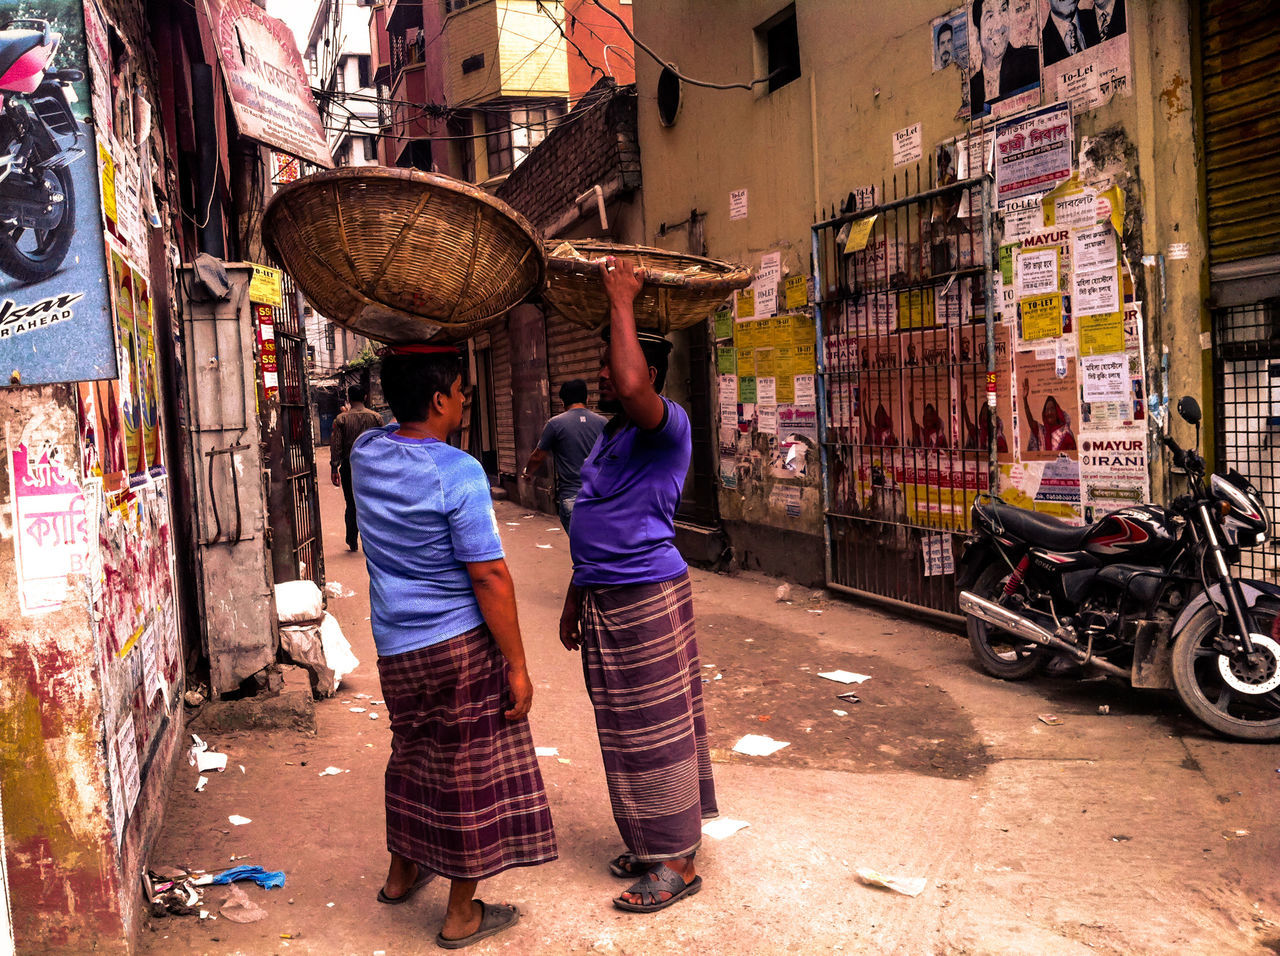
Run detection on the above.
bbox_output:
[0,161,75,284]
[965,561,1051,680]
[1171,598,1280,741]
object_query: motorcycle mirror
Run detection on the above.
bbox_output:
[1177,396,1202,427]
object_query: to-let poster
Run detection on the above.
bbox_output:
[1040,1,1132,114]
[1016,350,1079,461]
[1019,293,1063,342]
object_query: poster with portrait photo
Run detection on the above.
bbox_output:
[1039,0,1131,114]
[966,0,1042,121]
[932,7,970,73]
[1015,348,1080,461]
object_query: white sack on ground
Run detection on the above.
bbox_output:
[279,613,358,697]
[274,580,324,624]
[319,613,359,688]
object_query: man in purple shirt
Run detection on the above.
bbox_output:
[560,257,718,914]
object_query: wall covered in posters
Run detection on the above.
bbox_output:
[715,253,824,535]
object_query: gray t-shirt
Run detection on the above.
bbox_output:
[538,406,607,500]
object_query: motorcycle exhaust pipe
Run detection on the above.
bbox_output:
[958,590,1130,680]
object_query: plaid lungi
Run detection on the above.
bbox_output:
[579,571,717,862]
[377,625,557,881]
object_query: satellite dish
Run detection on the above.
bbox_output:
[657,65,681,127]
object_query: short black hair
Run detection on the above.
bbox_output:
[560,379,588,405]
[380,350,463,423]
[600,327,673,393]
[938,22,953,38]
[972,0,984,29]
[348,385,366,404]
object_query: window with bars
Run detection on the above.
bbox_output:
[325,322,336,352]
[445,0,484,12]
[484,102,564,177]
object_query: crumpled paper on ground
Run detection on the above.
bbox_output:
[220,884,268,922]
[855,868,927,897]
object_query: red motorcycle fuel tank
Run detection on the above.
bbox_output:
[1081,505,1180,559]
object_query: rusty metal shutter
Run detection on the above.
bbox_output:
[1200,0,1280,268]
[546,311,602,409]
[491,317,517,475]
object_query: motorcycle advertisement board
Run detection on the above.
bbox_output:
[0,0,117,388]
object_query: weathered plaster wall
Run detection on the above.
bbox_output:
[0,387,122,950]
[634,0,1203,578]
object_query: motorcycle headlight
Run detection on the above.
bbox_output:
[1213,473,1269,547]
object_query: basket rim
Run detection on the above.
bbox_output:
[265,166,544,278]
[544,239,751,284]
[262,167,547,337]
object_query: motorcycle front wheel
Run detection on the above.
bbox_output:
[0,161,75,284]
[1171,598,1280,741]
[965,561,1051,680]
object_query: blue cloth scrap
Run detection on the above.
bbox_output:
[210,865,286,889]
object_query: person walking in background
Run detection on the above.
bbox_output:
[330,385,384,551]
[351,344,556,949]
[521,379,606,531]
[558,257,717,914]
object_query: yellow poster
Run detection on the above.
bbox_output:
[786,313,815,344]
[844,214,878,253]
[737,319,763,347]
[1020,293,1063,341]
[896,288,936,330]
[736,348,756,377]
[249,264,283,306]
[753,348,777,378]
[736,288,755,319]
[792,343,816,375]
[99,144,117,225]
[784,276,808,310]
[1078,312,1125,356]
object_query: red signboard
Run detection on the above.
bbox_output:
[203,0,333,168]
[256,304,279,400]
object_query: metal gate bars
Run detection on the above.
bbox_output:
[813,160,996,621]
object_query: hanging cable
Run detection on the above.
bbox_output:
[588,0,780,91]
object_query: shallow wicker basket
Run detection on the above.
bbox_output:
[543,241,753,334]
[262,167,544,343]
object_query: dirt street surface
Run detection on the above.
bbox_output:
[141,481,1280,955]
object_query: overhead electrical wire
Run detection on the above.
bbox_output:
[587,0,781,91]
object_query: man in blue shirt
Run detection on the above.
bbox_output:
[521,379,606,530]
[559,258,718,914]
[351,344,556,948]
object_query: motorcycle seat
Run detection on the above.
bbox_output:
[0,31,45,84]
[976,498,1091,551]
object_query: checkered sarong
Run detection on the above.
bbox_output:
[579,571,718,861]
[377,625,557,880]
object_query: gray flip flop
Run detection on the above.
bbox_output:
[376,867,434,905]
[613,863,702,913]
[436,900,520,950]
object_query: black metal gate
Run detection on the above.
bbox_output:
[270,271,325,587]
[813,160,995,620]
[1212,295,1280,581]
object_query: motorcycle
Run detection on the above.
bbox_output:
[957,395,1280,741]
[0,18,84,284]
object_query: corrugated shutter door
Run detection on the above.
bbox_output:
[1200,0,1280,266]
[546,311,602,409]
[492,319,517,475]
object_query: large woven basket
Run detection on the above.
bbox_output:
[543,241,752,334]
[262,167,544,343]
